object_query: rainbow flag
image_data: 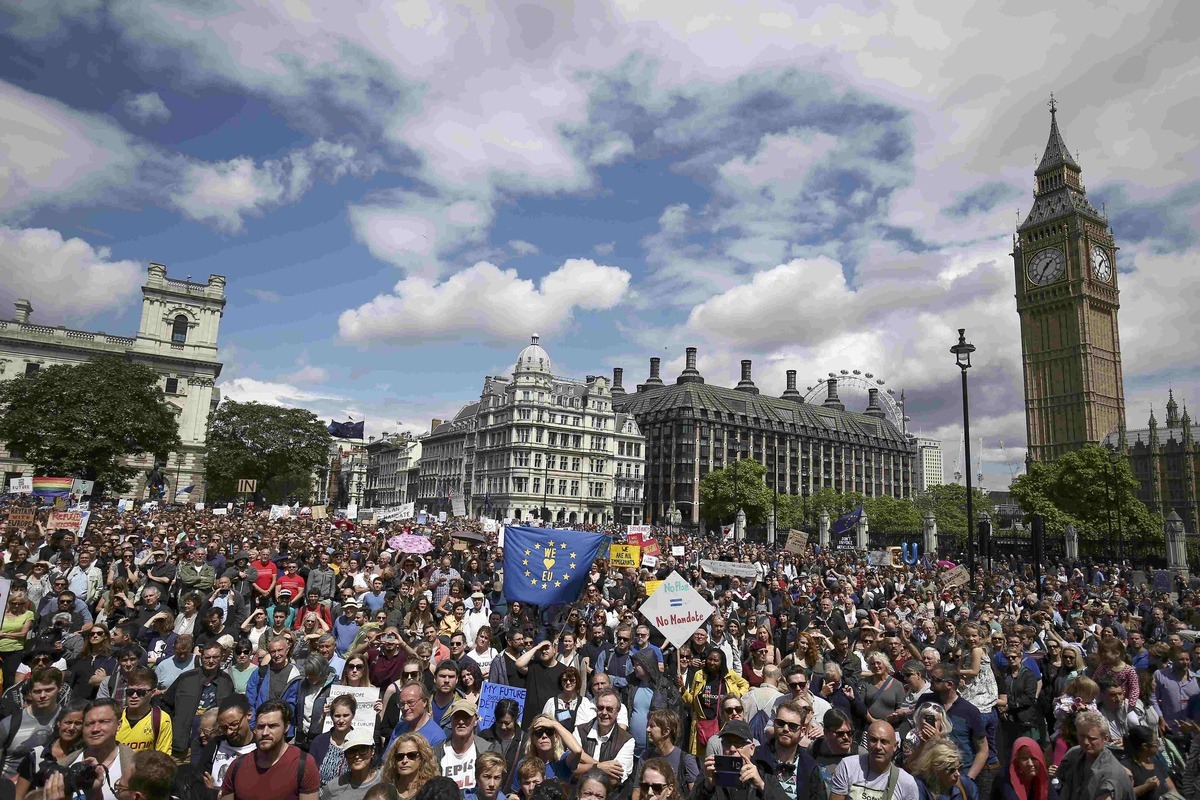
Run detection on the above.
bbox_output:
[32,477,74,497]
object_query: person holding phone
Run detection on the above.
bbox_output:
[695,720,786,800]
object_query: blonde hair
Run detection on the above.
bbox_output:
[1067,676,1099,703]
[382,733,438,790]
[525,714,565,761]
[908,738,962,792]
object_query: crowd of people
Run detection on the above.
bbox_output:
[1,497,1199,800]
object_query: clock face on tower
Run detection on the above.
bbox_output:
[1027,247,1066,285]
[1091,245,1112,282]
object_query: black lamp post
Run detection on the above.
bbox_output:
[951,329,977,585]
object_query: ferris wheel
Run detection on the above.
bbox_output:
[802,369,909,432]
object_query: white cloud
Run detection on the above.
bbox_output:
[338,258,631,343]
[508,239,539,256]
[282,364,330,384]
[348,192,494,277]
[594,242,615,255]
[247,288,282,302]
[218,377,347,412]
[0,227,143,321]
[124,92,171,125]
[170,139,367,233]
[0,80,147,218]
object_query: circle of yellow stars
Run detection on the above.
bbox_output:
[523,539,578,590]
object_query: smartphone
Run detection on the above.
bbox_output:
[714,756,743,787]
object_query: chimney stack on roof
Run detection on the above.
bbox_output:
[781,369,803,402]
[13,299,32,324]
[865,388,886,419]
[611,367,625,397]
[822,378,845,411]
[677,346,704,384]
[643,356,664,389]
[735,360,759,394]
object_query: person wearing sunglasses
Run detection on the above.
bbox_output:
[755,701,824,800]
[381,732,438,800]
[114,667,171,755]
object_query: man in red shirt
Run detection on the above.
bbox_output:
[250,548,278,607]
[220,700,318,800]
[275,560,306,608]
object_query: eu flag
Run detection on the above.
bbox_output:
[832,505,863,535]
[502,526,607,606]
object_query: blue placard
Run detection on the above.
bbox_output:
[477,681,527,731]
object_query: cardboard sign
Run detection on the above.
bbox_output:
[322,684,381,732]
[48,510,89,535]
[211,508,228,516]
[641,538,661,557]
[7,477,32,494]
[639,570,715,648]
[784,530,808,554]
[478,682,526,731]
[451,496,467,518]
[611,545,640,568]
[867,551,892,567]
[346,503,359,520]
[312,506,327,519]
[642,554,659,568]
[645,580,663,597]
[627,525,652,538]
[9,508,35,526]
[671,546,685,557]
[699,559,758,579]
[939,564,970,588]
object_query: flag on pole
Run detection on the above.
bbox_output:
[32,477,73,497]
[832,505,863,535]
[502,526,607,605]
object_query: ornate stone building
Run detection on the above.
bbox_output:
[1013,100,1126,463]
[0,263,224,499]
[612,347,918,525]
[364,433,422,509]
[1104,391,1199,532]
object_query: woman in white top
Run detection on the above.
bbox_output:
[174,592,203,636]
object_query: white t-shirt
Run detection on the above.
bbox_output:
[829,755,919,800]
[210,740,257,785]
[440,743,477,791]
[67,749,123,800]
[466,647,497,676]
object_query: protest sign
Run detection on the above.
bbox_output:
[438,511,447,523]
[478,682,526,731]
[483,519,497,533]
[322,684,380,732]
[7,477,32,494]
[1153,570,1173,593]
[211,508,227,516]
[641,538,661,557]
[48,510,89,535]
[611,545,640,568]
[939,564,969,588]
[117,499,129,513]
[269,505,290,521]
[9,508,35,527]
[311,506,327,519]
[644,580,663,597]
[784,530,808,554]
[699,559,758,579]
[195,503,205,511]
[346,503,359,520]
[642,554,658,568]
[451,496,467,518]
[0,576,10,621]
[53,498,67,510]
[627,525,651,538]
[417,512,428,525]
[671,545,686,557]
[867,551,892,567]
[639,570,715,648]
[71,479,94,497]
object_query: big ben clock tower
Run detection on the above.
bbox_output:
[1014,98,1126,463]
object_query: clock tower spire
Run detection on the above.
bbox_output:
[1013,98,1126,463]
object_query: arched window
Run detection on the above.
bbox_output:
[171,315,188,344]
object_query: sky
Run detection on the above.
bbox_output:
[2,0,1198,492]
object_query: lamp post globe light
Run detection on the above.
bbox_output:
[951,328,976,585]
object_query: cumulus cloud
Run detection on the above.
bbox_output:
[124,91,171,125]
[508,239,539,257]
[338,258,631,344]
[348,192,494,277]
[0,227,143,320]
[218,377,346,409]
[170,139,368,233]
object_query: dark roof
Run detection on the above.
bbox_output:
[614,381,911,446]
[1019,185,1105,230]
[425,402,479,440]
[1037,109,1080,174]
[1105,425,1196,449]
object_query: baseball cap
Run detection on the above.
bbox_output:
[719,720,752,742]
[447,698,478,718]
[471,591,486,600]
[342,728,375,751]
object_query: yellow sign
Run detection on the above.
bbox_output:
[645,580,664,597]
[611,544,640,568]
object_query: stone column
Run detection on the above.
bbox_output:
[819,509,830,549]
[735,508,746,543]
[1064,524,1079,561]
[1166,511,1189,578]
[767,509,776,546]
[856,507,869,551]
[923,511,937,555]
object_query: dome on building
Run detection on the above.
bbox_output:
[515,334,552,375]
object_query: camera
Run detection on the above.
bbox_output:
[41,761,100,796]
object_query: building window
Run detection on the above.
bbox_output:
[570,480,580,496]
[165,377,179,394]
[24,363,40,375]
[532,477,541,494]
[571,457,581,471]
[558,479,568,495]
[171,314,189,344]
[534,453,542,469]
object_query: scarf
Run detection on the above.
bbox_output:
[1007,737,1049,800]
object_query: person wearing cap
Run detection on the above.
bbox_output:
[144,548,177,599]
[319,727,379,800]
[696,719,786,800]
[333,599,362,657]
[433,698,498,791]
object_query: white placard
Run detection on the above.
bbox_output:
[322,684,381,732]
[483,519,497,533]
[195,503,206,511]
[438,511,447,523]
[642,554,659,568]
[346,503,359,520]
[212,508,227,516]
[0,576,11,620]
[269,505,290,521]
[7,477,32,494]
[627,524,651,537]
[639,570,715,649]
[699,559,759,579]
[671,546,685,557]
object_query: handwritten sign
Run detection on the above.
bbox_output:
[867,551,892,567]
[48,510,90,535]
[639,571,715,648]
[642,554,658,568]
[699,560,758,579]
[671,546,685,557]
[8,508,35,526]
[611,545,640,568]
[939,564,970,588]
[784,530,808,554]
[477,682,526,731]
[644,580,663,597]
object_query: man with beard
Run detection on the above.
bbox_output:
[488,628,528,689]
[219,701,318,800]
[754,701,825,800]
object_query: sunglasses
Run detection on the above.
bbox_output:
[639,784,669,795]
[534,728,553,737]
[126,688,151,697]
[394,751,421,762]
[774,720,803,732]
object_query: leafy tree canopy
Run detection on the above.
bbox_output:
[205,400,331,503]
[698,459,773,525]
[1009,444,1160,541]
[0,356,181,495]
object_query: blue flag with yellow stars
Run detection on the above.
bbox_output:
[502,526,607,606]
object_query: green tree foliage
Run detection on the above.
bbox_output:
[1009,444,1160,542]
[205,400,331,503]
[866,494,924,534]
[912,483,994,542]
[698,459,773,525]
[0,356,181,495]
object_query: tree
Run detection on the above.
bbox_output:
[1009,444,1160,542]
[912,484,995,542]
[0,356,181,495]
[864,494,923,535]
[698,459,773,526]
[803,489,866,528]
[205,400,331,503]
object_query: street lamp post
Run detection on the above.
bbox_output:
[951,329,977,585]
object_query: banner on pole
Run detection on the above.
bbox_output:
[699,559,758,579]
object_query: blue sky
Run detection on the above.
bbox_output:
[2,0,1198,491]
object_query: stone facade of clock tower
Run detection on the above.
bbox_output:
[1013,101,1126,463]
